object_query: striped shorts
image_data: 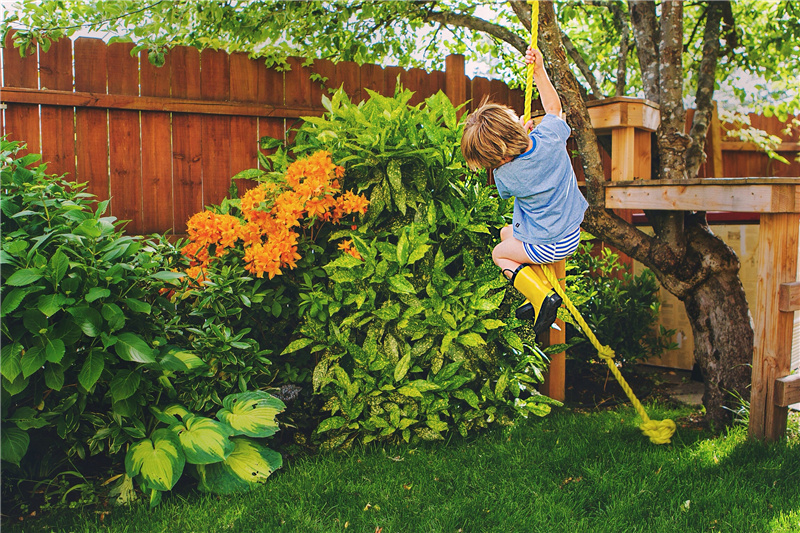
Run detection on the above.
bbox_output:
[523,227,582,264]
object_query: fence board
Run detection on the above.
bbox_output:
[229,52,260,192]
[74,38,109,202]
[107,42,143,233]
[310,59,336,112]
[140,51,174,234]
[384,66,403,97]
[257,60,286,172]
[171,46,203,233]
[201,49,232,208]
[39,38,76,180]
[335,60,361,103]
[3,31,40,156]
[361,63,385,97]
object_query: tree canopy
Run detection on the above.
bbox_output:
[4,1,799,116]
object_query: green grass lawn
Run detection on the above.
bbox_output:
[5,403,800,533]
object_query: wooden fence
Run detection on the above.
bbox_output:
[1,33,526,235]
[2,34,798,237]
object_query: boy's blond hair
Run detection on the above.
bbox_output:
[461,98,529,170]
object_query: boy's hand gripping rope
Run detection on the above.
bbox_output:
[522,0,675,444]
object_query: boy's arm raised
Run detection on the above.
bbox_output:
[526,47,562,118]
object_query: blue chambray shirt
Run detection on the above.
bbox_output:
[493,114,588,245]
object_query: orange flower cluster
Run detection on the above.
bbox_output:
[181,151,369,281]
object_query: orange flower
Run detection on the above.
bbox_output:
[180,150,365,284]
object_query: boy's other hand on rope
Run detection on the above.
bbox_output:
[525,46,544,73]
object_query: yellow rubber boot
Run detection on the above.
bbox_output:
[512,264,562,337]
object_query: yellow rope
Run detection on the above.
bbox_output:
[540,264,676,444]
[522,0,539,124]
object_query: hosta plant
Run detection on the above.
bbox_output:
[125,390,285,506]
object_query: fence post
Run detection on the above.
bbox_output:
[445,54,466,114]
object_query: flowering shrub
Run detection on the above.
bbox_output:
[180,151,368,282]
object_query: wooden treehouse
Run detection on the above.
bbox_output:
[539,97,800,442]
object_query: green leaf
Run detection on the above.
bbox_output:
[388,274,415,294]
[49,248,69,285]
[74,219,102,238]
[495,369,510,398]
[67,306,103,337]
[125,428,185,492]
[453,389,480,409]
[281,338,314,355]
[8,407,48,430]
[1,427,29,465]
[101,303,126,331]
[86,287,111,302]
[457,333,486,347]
[110,369,142,401]
[37,293,66,317]
[171,415,235,465]
[115,332,156,363]
[78,350,105,390]
[196,437,282,495]
[5,268,44,286]
[394,352,412,382]
[396,231,410,265]
[1,287,38,317]
[397,385,422,398]
[149,271,185,281]
[159,348,206,371]
[316,416,346,433]
[45,339,65,363]
[44,364,65,390]
[123,298,151,314]
[1,343,23,382]
[216,391,285,438]
[20,346,46,379]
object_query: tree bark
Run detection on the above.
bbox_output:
[628,0,660,103]
[686,2,724,179]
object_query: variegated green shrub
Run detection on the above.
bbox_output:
[269,88,560,450]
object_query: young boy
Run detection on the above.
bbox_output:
[461,47,588,337]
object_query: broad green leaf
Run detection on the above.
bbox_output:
[110,369,142,401]
[101,303,126,331]
[453,389,480,409]
[397,385,422,398]
[1,427,29,465]
[5,268,44,286]
[159,348,206,371]
[456,333,486,347]
[44,363,65,390]
[78,350,105,390]
[8,406,48,430]
[123,298,151,314]
[196,437,282,495]
[85,287,111,302]
[171,415,235,464]
[388,274,415,294]
[125,429,185,492]
[49,249,69,285]
[20,346,46,379]
[3,374,29,396]
[394,352,411,382]
[115,332,156,363]
[149,271,185,281]
[67,306,103,337]
[396,231,410,265]
[1,287,38,316]
[74,218,102,238]
[216,391,285,438]
[37,293,66,317]
[495,369,510,398]
[407,244,430,265]
[502,331,524,352]
[1,343,23,382]
[281,338,314,355]
[45,339,65,363]
[316,416,346,433]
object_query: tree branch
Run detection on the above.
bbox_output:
[560,30,603,99]
[609,1,630,96]
[423,9,528,52]
[628,0,659,103]
[686,1,723,178]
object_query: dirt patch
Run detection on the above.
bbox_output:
[563,359,658,409]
